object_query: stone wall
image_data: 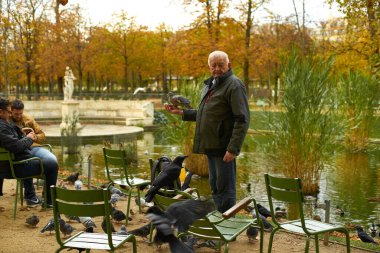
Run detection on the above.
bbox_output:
[23,100,154,126]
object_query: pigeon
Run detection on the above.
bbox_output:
[146,199,215,252]
[109,185,126,197]
[133,87,146,96]
[59,219,76,237]
[257,204,272,218]
[65,215,81,223]
[117,225,129,235]
[274,207,287,218]
[335,206,345,217]
[356,226,378,244]
[26,214,40,227]
[40,218,56,234]
[145,155,188,203]
[128,223,151,238]
[64,172,80,184]
[110,193,121,206]
[167,92,192,109]
[111,207,126,222]
[79,217,96,233]
[246,226,259,242]
[252,212,272,231]
[101,217,116,233]
[74,179,83,190]
[369,222,377,237]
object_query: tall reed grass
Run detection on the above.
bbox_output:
[265,51,340,194]
[338,70,379,152]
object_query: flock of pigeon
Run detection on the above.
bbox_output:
[24,151,379,252]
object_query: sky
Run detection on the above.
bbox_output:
[66,0,343,30]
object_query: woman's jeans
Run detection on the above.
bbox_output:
[207,155,236,213]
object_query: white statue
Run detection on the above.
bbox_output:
[64,66,76,101]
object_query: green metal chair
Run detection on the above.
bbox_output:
[103,147,150,225]
[50,185,137,253]
[0,147,47,219]
[264,173,350,253]
[152,191,264,253]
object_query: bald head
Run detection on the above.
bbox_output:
[208,51,231,78]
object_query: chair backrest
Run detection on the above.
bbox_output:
[264,174,307,229]
[50,185,114,249]
[103,147,133,186]
[0,147,19,178]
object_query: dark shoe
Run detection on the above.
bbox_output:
[40,199,53,209]
[25,196,42,207]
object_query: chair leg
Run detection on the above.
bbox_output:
[131,236,137,253]
[13,180,20,220]
[259,225,264,253]
[224,242,229,253]
[42,177,47,210]
[343,230,351,253]
[85,249,90,253]
[314,234,319,253]
[148,223,154,244]
[305,236,310,253]
[137,188,142,213]
[125,188,132,226]
[267,227,279,253]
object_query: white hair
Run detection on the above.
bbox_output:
[208,51,229,66]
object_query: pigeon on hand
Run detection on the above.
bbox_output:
[356,226,378,244]
[64,172,80,184]
[128,223,151,238]
[59,219,76,237]
[146,198,215,252]
[145,155,188,203]
[167,92,192,109]
[116,225,129,235]
[40,218,56,234]
[257,204,272,218]
[111,207,126,222]
[26,214,40,227]
[246,226,259,242]
[101,217,116,233]
[79,217,96,233]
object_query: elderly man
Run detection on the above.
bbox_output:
[0,98,58,207]
[165,51,250,212]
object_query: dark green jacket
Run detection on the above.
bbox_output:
[183,69,250,156]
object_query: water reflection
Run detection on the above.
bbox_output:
[50,131,379,226]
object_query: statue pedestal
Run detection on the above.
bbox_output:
[60,101,82,131]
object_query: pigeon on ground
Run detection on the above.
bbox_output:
[111,207,126,222]
[40,218,56,234]
[116,225,129,235]
[274,207,287,218]
[252,212,272,231]
[110,193,121,206]
[65,215,81,223]
[74,179,83,190]
[59,219,76,237]
[335,206,345,217]
[26,214,40,227]
[167,92,192,109]
[246,226,259,242]
[257,204,272,218]
[145,155,188,203]
[79,217,96,233]
[64,172,80,184]
[109,185,126,197]
[128,223,151,238]
[356,226,378,244]
[101,217,116,233]
[369,222,377,238]
[146,198,215,252]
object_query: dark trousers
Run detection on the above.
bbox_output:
[14,158,58,204]
[207,155,236,213]
[0,178,3,196]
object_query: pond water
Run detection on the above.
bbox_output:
[49,128,380,231]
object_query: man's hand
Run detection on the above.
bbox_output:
[223,151,236,163]
[164,103,184,115]
[26,131,37,141]
[22,127,34,135]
